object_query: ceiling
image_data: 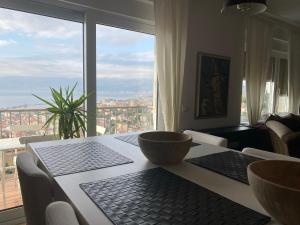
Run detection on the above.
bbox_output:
[267,0,300,26]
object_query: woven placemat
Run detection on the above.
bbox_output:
[80,168,270,225]
[115,134,201,147]
[186,151,263,184]
[35,141,133,177]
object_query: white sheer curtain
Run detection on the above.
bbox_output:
[289,31,300,114]
[245,17,273,125]
[154,0,189,131]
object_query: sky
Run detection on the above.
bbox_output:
[0,7,155,108]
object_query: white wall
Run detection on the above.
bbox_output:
[180,0,245,130]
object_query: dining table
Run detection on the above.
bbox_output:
[29,133,280,225]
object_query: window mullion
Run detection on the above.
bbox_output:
[84,13,97,137]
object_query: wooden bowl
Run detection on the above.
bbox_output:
[138,131,192,165]
[248,160,300,225]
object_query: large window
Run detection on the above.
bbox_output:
[96,25,155,135]
[0,7,83,210]
[0,4,156,214]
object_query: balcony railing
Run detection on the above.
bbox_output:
[0,105,153,210]
[96,105,154,135]
[0,108,54,139]
[0,105,154,138]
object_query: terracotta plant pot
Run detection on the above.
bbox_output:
[248,160,300,225]
[138,131,192,165]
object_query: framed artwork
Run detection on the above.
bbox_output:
[195,52,230,119]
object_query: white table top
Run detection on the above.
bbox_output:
[0,137,24,152]
[30,134,279,225]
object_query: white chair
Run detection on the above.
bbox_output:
[183,130,228,147]
[46,201,80,225]
[19,135,58,151]
[266,120,300,157]
[96,125,106,136]
[242,147,300,162]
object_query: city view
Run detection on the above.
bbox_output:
[0,8,155,139]
[0,7,155,210]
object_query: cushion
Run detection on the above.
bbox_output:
[266,114,300,132]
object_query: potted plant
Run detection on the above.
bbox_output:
[33,83,89,139]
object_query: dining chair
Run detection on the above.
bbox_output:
[242,147,300,162]
[19,135,58,151]
[46,201,80,225]
[16,152,53,225]
[183,130,228,147]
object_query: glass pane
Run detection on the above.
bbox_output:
[240,80,248,123]
[96,25,155,135]
[276,58,289,114]
[261,81,275,120]
[0,7,83,210]
[276,95,289,113]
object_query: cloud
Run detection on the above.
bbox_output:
[96,51,154,79]
[0,56,83,78]
[96,25,151,45]
[37,43,82,55]
[0,39,16,47]
[97,62,154,79]
[0,8,81,39]
[0,8,154,80]
[0,51,154,80]
[0,49,154,80]
[97,51,154,66]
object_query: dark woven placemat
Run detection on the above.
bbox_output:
[115,134,201,147]
[80,168,270,225]
[186,151,263,184]
[35,141,133,177]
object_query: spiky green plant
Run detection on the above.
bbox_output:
[33,83,88,139]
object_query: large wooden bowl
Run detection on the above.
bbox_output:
[138,131,192,165]
[248,160,300,225]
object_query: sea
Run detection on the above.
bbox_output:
[0,76,153,109]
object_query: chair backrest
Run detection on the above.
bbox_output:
[46,202,80,225]
[183,130,228,147]
[266,120,292,155]
[266,120,292,139]
[19,135,58,145]
[242,147,300,162]
[19,135,58,151]
[16,152,53,225]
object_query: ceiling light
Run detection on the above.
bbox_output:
[222,0,267,15]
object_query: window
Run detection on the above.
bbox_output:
[241,28,290,123]
[275,59,289,113]
[241,57,289,123]
[0,7,83,210]
[96,25,155,135]
[261,57,289,119]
